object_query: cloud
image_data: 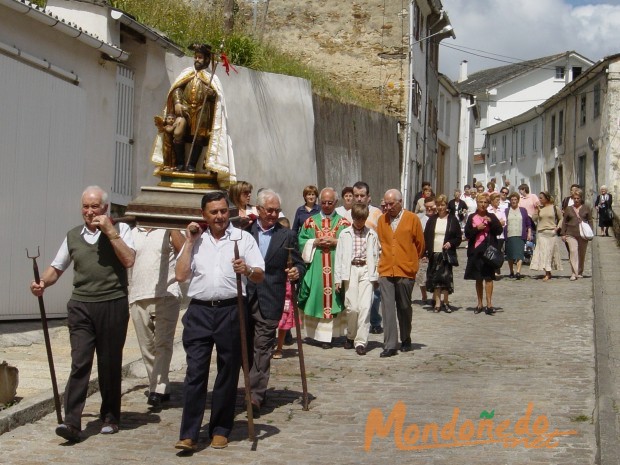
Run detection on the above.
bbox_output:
[439,0,620,81]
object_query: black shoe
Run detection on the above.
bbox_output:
[175,165,185,172]
[284,330,294,345]
[380,349,398,358]
[186,165,196,173]
[508,273,515,279]
[400,342,413,352]
[370,326,384,334]
[355,345,366,356]
[474,306,483,314]
[515,272,522,280]
[343,338,354,350]
[485,306,496,315]
[147,392,171,407]
[55,423,81,443]
[321,342,332,350]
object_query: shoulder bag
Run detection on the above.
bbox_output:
[442,215,459,266]
[574,207,594,241]
[481,222,504,269]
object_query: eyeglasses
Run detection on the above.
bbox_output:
[321,201,335,206]
[384,200,401,207]
[241,191,252,195]
[258,206,282,214]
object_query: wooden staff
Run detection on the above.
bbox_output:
[232,239,256,440]
[285,247,309,411]
[26,246,63,424]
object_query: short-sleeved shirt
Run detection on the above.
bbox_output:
[185,223,265,301]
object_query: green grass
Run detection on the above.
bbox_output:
[29,0,380,110]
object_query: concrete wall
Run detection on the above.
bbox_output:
[313,95,401,203]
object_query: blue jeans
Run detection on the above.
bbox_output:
[370,287,382,327]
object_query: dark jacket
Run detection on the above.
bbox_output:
[448,198,468,221]
[246,222,306,320]
[464,212,503,257]
[292,204,320,235]
[423,214,462,256]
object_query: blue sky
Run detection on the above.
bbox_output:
[439,0,620,80]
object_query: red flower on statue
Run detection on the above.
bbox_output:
[220,53,238,75]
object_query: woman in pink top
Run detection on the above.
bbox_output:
[464,193,503,315]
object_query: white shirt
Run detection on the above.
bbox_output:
[185,223,264,300]
[51,222,134,271]
[128,228,181,304]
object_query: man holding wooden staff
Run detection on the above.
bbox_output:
[174,191,264,452]
[29,186,136,442]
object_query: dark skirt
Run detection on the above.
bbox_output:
[426,252,454,294]
[599,208,613,227]
[464,245,496,281]
[505,236,525,261]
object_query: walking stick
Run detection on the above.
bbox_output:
[285,248,310,411]
[232,239,256,441]
[26,247,63,424]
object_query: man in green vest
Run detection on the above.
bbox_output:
[30,186,136,442]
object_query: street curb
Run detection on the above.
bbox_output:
[0,338,184,435]
[592,236,620,465]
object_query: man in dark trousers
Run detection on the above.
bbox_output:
[175,191,265,452]
[247,189,305,416]
[30,186,136,441]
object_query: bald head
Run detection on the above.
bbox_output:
[383,189,403,218]
[319,187,338,215]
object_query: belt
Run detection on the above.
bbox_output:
[191,297,237,308]
[351,259,366,266]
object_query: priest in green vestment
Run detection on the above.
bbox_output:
[298,187,350,348]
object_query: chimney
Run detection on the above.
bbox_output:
[458,60,468,83]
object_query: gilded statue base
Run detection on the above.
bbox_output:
[154,168,220,190]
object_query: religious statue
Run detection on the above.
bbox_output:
[152,43,236,188]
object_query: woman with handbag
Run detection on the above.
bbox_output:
[504,192,533,280]
[595,185,613,236]
[488,192,507,279]
[464,193,504,315]
[530,192,563,281]
[560,188,593,280]
[424,195,462,313]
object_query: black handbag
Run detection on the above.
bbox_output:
[443,249,459,267]
[481,225,504,269]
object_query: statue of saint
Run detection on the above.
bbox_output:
[152,43,236,187]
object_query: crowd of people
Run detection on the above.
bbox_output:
[29,178,609,451]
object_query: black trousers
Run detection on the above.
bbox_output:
[179,301,241,441]
[64,298,129,430]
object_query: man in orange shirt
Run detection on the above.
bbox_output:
[376,189,425,357]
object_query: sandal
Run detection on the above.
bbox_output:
[485,306,496,315]
[443,303,452,313]
[272,350,283,359]
[433,307,441,313]
[474,306,483,314]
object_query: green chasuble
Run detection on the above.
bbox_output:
[298,212,350,319]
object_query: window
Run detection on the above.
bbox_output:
[533,123,538,151]
[438,94,445,132]
[491,137,497,163]
[550,114,556,148]
[593,82,601,118]
[413,3,420,41]
[572,67,582,80]
[445,101,451,137]
[555,67,565,79]
[577,154,586,190]
[580,95,587,126]
[501,134,507,161]
[558,110,564,146]
[520,129,526,157]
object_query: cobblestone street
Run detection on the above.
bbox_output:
[0,241,603,464]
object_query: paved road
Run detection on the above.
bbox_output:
[0,238,606,464]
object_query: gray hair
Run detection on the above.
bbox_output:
[82,185,108,207]
[256,189,281,207]
[384,188,403,201]
[320,187,339,201]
